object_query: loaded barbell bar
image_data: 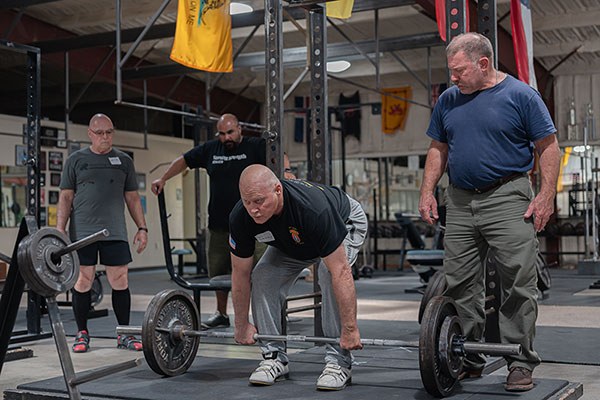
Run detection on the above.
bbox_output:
[117,289,521,397]
[116,325,520,357]
[50,229,109,262]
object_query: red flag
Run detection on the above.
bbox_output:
[510,0,537,89]
[435,0,470,43]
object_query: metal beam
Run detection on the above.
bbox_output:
[31,0,416,53]
[1,0,58,8]
[123,32,443,80]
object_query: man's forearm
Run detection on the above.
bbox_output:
[161,156,188,182]
[421,142,448,195]
[231,258,253,326]
[330,265,359,333]
[538,138,561,199]
[56,192,73,231]
[125,195,146,229]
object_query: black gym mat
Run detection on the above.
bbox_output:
[537,326,600,365]
[8,352,574,400]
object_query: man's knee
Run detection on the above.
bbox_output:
[106,266,129,290]
[74,266,96,292]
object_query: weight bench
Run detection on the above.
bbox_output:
[158,192,232,311]
[395,211,445,285]
[171,248,193,276]
[405,249,444,285]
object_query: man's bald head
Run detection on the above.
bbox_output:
[216,113,242,149]
[89,113,113,130]
[240,164,279,192]
[239,165,283,224]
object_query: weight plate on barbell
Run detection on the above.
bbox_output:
[142,289,200,377]
[418,270,446,324]
[438,315,464,380]
[419,295,462,398]
[17,228,79,298]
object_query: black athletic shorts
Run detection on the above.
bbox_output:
[77,240,132,266]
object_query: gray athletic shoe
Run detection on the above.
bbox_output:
[249,359,289,385]
[200,312,230,329]
[316,363,351,391]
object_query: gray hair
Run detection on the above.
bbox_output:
[446,33,494,64]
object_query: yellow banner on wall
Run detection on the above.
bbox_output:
[382,87,412,134]
[326,0,354,19]
[170,0,233,73]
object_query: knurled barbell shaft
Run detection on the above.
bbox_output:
[52,229,110,260]
[116,326,520,356]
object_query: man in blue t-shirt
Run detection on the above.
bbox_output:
[419,33,560,392]
[229,164,367,391]
[151,113,266,329]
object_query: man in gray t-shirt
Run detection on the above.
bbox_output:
[57,113,148,354]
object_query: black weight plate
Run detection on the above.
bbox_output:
[142,289,200,376]
[438,315,464,380]
[535,252,552,292]
[418,270,446,324]
[419,296,461,398]
[17,228,79,297]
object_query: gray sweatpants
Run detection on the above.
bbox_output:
[250,196,367,368]
[444,175,541,371]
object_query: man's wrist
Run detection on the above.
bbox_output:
[138,227,148,232]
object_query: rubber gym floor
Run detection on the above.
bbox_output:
[1,267,599,399]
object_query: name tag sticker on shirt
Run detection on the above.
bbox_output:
[108,157,122,165]
[255,231,275,243]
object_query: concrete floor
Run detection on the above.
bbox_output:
[1,269,599,399]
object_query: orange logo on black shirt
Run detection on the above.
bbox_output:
[289,227,303,244]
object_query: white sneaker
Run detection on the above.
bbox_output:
[316,363,351,390]
[249,359,289,385]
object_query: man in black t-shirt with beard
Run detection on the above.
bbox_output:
[229,164,368,391]
[151,113,266,329]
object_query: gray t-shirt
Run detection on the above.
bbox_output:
[60,147,138,241]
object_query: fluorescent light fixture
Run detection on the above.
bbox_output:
[326,60,351,73]
[230,2,253,15]
[573,145,591,153]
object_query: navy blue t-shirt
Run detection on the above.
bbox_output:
[184,137,266,230]
[228,179,351,260]
[426,74,556,190]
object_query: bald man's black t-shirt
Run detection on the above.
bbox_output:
[184,137,266,230]
[229,179,351,260]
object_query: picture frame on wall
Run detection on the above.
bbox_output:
[41,126,59,147]
[50,172,61,187]
[40,151,47,171]
[48,190,59,205]
[40,207,47,227]
[56,129,67,148]
[48,206,57,227]
[15,144,27,166]
[68,141,81,155]
[136,173,146,191]
[48,151,63,171]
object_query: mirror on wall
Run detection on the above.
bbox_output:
[1,165,26,227]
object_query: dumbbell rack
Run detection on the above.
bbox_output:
[0,216,140,400]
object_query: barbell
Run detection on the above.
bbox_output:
[117,289,521,397]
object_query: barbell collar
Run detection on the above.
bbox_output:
[51,229,110,260]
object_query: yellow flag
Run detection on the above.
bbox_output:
[326,0,354,19]
[382,87,412,134]
[170,0,233,73]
